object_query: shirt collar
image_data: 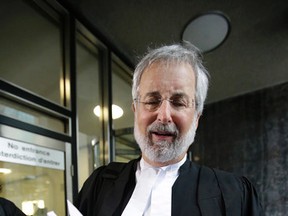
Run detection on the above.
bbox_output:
[139,154,187,173]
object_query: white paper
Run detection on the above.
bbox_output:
[67,200,83,216]
[47,211,57,216]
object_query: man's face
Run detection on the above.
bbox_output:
[133,61,199,165]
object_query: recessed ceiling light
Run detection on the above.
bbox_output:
[93,104,124,119]
[0,168,12,174]
[182,11,231,53]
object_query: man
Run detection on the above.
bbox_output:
[76,42,263,216]
[0,197,26,216]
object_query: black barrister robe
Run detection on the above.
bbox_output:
[76,158,263,216]
[0,197,26,216]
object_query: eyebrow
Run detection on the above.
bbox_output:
[170,92,189,99]
[143,91,161,98]
[143,91,190,99]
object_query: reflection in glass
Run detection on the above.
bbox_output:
[112,58,140,162]
[76,35,102,189]
[0,1,63,105]
[0,161,65,215]
[0,96,66,134]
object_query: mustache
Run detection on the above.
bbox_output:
[147,122,179,136]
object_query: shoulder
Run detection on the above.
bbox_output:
[75,159,139,210]
[211,167,242,186]
[211,167,257,194]
[0,197,26,216]
[200,165,255,193]
[83,161,133,183]
[182,160,253,190]
[200,165,263,215]
[100,158,139,179]
[80,158,139,189]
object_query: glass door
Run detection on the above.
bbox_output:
[0,125,69,216]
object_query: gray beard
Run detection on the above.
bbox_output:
[134,117,197,163]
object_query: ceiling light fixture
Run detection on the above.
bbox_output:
[0,168,12,174]
[93,104,124,119]
[182,11,231,53]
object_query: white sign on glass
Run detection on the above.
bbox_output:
[0,136,64,170]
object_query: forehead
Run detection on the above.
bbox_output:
[138,61,196,97]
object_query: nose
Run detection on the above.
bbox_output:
[157,100,172,123]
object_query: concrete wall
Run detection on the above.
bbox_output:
[193,82,288,215]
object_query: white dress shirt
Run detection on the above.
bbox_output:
[122,155,187,216]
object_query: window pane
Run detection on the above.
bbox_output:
[76,36,102,188]
[0,162,65,215]
[112,58,140,162]
[0,96,66,133]
[0,1,63,105]
[0,134,66,216]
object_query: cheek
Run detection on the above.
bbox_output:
[175,113,195,134]
[135,111,154,132]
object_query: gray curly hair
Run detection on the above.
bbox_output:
[132,42,210,115]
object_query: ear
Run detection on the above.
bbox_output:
[195,114,201,129]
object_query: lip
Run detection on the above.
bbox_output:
[151,131,176,142]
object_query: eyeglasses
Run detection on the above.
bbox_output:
[134,96,196,112]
